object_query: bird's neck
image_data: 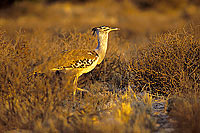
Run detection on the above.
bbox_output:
[95,32,108,64]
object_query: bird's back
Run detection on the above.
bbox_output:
[34,49,99,73]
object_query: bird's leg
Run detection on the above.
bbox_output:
[73,75,91,98]
[73,76,78,98]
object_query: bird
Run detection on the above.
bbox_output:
[33,26,119,96]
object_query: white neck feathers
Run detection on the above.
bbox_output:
[95,31,109,64]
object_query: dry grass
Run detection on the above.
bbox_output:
[0,0,199,132]
[0,24,155,132]
[168,92,200,133]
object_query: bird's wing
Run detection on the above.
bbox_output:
[35,49,99,72]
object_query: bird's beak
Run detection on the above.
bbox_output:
[111,27,120,31]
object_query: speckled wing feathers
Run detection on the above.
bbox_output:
[48,49,99,70]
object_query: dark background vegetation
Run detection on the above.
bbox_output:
[0,0,199,132]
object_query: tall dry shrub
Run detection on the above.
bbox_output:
[129,27,199,96]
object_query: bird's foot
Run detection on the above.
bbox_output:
[73,88,92,97]
[76,87,89,92]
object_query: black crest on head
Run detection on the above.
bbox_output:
[92,27,97,35]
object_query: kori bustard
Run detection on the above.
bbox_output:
[34,26,119,96]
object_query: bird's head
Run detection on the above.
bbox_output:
[92,26,119,35]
